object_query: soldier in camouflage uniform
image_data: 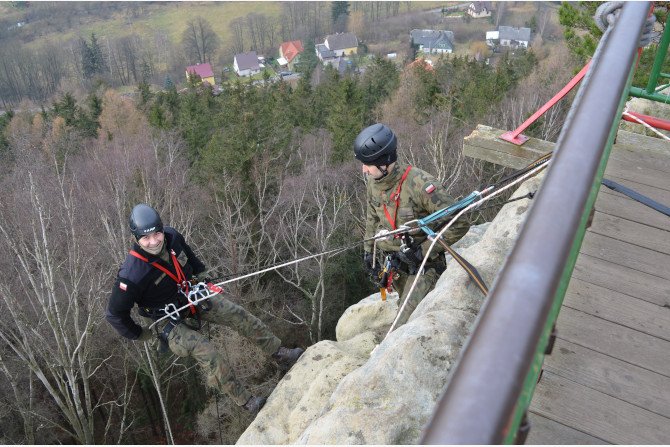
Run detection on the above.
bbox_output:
[355,124,471,326]
[106,204,303,414]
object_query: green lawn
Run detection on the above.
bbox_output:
[22,2,283,50]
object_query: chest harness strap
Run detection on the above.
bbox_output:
[383,166,412,230]
[129,249,197,315]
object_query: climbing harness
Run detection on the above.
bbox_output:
[129,249,194,314]
[129,248,224,330]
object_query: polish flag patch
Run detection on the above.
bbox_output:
[425,184,436,194]
[119,282,128,291]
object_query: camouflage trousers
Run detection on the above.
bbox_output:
[155,296,281,406]
[393,267,440,327]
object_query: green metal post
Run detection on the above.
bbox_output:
[645,21,670,93]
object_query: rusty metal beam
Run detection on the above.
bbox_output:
[421,2,651,444]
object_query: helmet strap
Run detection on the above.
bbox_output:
[376,165,389,180]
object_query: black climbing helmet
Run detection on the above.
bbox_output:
[353,123,397,166]
[129,204,163,240]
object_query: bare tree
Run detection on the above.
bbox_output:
[182,17,220,64]
[230,18,246,55]
[0,159,109,444]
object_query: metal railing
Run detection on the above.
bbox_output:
[420,2,651,444]
[630,18,670,103]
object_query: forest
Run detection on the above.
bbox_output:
[0,1,667,444]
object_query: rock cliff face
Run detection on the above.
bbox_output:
[237,174,543,445]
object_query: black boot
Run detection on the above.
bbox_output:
[243,395,267,414]
[272,346,304,371]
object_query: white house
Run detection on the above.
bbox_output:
[234,51,261,77]
[498,26,532,48]
[467,2,492,18]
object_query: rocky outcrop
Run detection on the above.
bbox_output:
[237,174,543,445]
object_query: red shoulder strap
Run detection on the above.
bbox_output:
[129,249,195,314]
[383,166,412,230]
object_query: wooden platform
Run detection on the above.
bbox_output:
[465,126,670,445]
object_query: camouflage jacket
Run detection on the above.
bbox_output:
[364,163,471,256]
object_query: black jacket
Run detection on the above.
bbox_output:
[105,227,206,339]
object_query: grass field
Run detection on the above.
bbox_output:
[10,1,449,51]
[15,2,284,50]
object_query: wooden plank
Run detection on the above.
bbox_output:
[588,211,670,255]
[564,277,670,341]
[463,125,552,168]
[463,144,534,169]
[573,254,670,308]
[530,371,670,444]
[595,188,670,231]
[609,143,670,174]
[616,129,670,158]
[556,307,670,376]
[543,339,670,419]
[527,412,610,445]
[580,232,670,281]
[604,156,670,192]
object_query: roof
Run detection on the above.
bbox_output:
[486,30,499,40]
[469,1,492,13]
[235,51,260,71]
[498,26,531,42]
[186,63,214,79]
[325,32,358,51]
[408,58,435,72]
[280,40,304,63]
[410,29,455,52]
[316,43,336,59]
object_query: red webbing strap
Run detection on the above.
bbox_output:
[383,166,412,230]
[129,249,196,314]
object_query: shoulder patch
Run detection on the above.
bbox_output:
[425,183,436,194]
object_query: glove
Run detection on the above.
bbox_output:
[364,252,381,284]
[374,229,392,242]
[137,326,154,342]
[395,244,424,275]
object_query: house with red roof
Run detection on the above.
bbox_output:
[278,40,304,70]
[185,63,215,86]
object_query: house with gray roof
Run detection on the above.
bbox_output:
[410,29,455,54]
[234,51,261,77]
[324,32,359,56]
[498,26,532,48]
[316,43,336,61]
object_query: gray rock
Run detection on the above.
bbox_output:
[237,173,545,444]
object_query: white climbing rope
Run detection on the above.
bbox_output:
[622,109,670,142]
[384,159,551,339]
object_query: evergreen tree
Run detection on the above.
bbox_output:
[558,2,604,64]
[0,110,13,154]
[164,74,175,91]
[331,1,350,30]
[294,39,319,78]
[138,81,152,107]
[52,93,79,127]
[81,33,108,78]
[326,77,365,163]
